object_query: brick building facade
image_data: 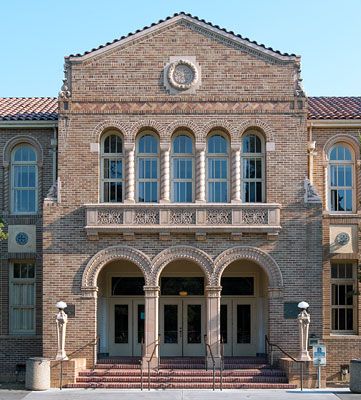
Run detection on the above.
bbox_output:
[0,13,360,386]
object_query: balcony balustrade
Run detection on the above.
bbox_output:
[85,203,281,239]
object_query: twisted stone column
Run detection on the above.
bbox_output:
[160,145,170,203]
[125,144,135,203]
[196,144,206,203]
[231,147,241,202]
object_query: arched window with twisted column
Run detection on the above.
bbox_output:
[241,131,265,203]
[100,131,124,202]
[328,143,355,212]
[136,132,159,202]
[171,133,194,202]
[206,133,229,202]
[11,144,38,214]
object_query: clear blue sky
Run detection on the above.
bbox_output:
[1,0,360,97]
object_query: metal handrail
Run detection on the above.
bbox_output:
[220,337,224,391]
[204,334,216,391]
[140,337,144,391]
[147,335,160,391]
[51,336,100,390]
[265,335,304,391]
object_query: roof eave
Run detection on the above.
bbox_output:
[0,120,58,128]
[307,119,361,127]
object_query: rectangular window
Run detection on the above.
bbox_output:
[331,263,355,332]
[10,262,36,334]
[207,158,228,202]
[13,165,37,213]
[172,158,193,202]
[137,157,158,202]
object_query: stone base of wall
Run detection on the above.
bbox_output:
[50,358,86,388]
[279,358,326,388]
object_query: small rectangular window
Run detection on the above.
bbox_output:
[10,262,36,334]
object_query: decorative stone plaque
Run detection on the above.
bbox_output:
[8,225,36,253]
[164,56,201,94]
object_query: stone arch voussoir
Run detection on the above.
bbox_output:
[237,119,275,142]
[166,120,200,142]
[213,246,283,290]
[3,135,44,167]
[93,120,131,142]
[130,120,166,142]
[203,120,236,142]
[150,246,214,286]
[81,246,152,295]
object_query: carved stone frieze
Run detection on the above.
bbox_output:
[304,177,322,203]
[134,210,159,224]
[169,210,196,225]
[97,210,123,225]
[241,209,268,225]
[206,209,231,224]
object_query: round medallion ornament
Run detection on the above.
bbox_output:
[335,232,350,246]
[16,232,29,246]
[167,60,198,91]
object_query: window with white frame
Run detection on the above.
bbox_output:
[100,132,124,202]
[331,262,356,332]
[172,134,194,202]
[137,133,159,202]
[329,144,354,212]
[241,132,264,203]
[10,262,36,334]
[11,144,38,214]
[207,133,229,202]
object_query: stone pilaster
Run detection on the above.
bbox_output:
[196,144,206,203]
[124,143,135,203]
[231,146,241,202]
[160,144,170,203]
[143,286,160,367]
[205,285,222,367]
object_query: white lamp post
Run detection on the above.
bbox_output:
[55,301,68,361]
[297,301,311,361]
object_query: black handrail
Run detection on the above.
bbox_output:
[265,335,304,391]
[204,334,216,391]
[51,336,100,390]
[147,335,160,391]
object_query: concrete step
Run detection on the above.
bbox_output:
[67,382,297,389]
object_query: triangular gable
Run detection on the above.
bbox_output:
[67,12,299,64]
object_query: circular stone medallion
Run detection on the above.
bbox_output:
[16,232,29,246]
[335,232,350,246]
[168,60,198,91]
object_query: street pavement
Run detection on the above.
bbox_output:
[0,388,360,400]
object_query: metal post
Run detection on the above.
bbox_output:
[318,362,321,388]
[60,359,63,390]
[212,362,215,391]
[300,362,304,391]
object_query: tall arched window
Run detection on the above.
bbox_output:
[206,133,229,202]
[137,133,159,202]
[329,143,354,212]
[241,132,264,203]
[172,134,194,202]
[100,132,124,202]
[11,144,38,214]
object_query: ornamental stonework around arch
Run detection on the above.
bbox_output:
[165,120,200,142]
[3,135,44,167]
[81,246,152,295]
[150,246,214,286]
[323,134,360,161]
[238,119,275,142]
[213,246,283,289]
[130,120,166,142]
[202,120,236,142]
[93,120,131,142]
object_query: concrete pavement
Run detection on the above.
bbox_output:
[0,388,359,400]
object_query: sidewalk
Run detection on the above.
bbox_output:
[0,388,358,400]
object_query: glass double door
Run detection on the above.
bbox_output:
[160,298,205,356]
[221,299,257,356]
[108,299,145,356]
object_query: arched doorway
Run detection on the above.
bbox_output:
[158,260,206,357]
[220,260,268,356]
[97,259,146,357]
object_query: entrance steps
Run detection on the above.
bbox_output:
[66,356,297,389]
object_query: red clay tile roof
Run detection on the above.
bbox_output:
[0,97,58,121]
[308,97,361,120]
[0,96,361,122]
[67,12,297,59]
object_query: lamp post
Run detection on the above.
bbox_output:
[297,301,311,362]
[55,301,68,361]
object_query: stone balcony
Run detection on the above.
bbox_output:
[85,203,281,240]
